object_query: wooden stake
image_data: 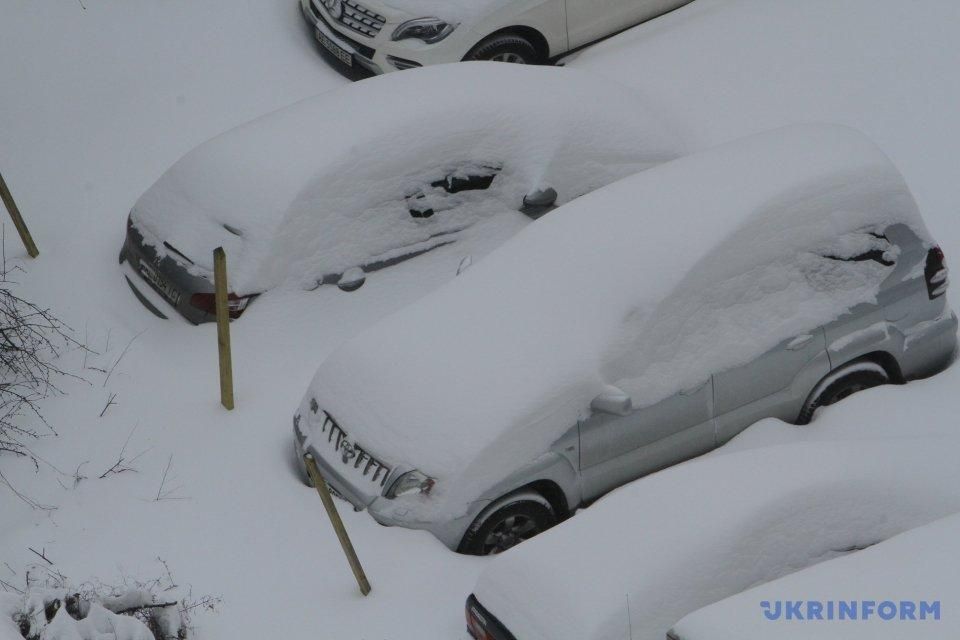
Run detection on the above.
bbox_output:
[213,247,234,410]
[304,454,372,596]
[0,172,39,258]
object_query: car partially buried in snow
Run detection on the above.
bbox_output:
[468,437,960,640]
[119,63,678,323]
[293,124,957,555]
[667,512,960,640]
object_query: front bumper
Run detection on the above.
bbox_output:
[299,0,474,75]
[293,399,481,550]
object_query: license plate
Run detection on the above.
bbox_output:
[139,261,182,306]
[316,29,353,67]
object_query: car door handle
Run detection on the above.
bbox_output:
[786,334,815,351]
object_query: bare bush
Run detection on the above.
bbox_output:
[0,263,80,462]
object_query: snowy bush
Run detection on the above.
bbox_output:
[0,264,77,463]
[1,563,219,640]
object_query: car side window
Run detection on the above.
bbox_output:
[406,163,502,218]
[819,231,896,266]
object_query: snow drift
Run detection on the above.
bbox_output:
[472,437,960,640]
[130,62,679,295]
[306,124,930,514]
[671,512,960,639]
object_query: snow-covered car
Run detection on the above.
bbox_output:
[667,512,960,640]
[299,0,695,75]
[119,63,678,323]
[293,124,957,555]
[468,437,960,640]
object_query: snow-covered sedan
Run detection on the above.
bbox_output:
[299,0,695,75]
[293,124,956,555]
[119,63,678,323]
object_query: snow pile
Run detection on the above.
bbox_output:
[131,62,679,295]
[671,512,960,639]
[1,588,177,640]
[472,437,960,640]
[307,124,929,513]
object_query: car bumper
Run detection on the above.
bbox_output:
[293,401,481,550]
[298,0,474,75]
[119,222,216,325]
[466,594,518,640]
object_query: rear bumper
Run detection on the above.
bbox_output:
[119,221,216,325]
[901,309,958,378]
[466,594,517,640]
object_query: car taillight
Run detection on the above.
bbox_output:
[466,601,493,640]
[189,292,254,319]
[925,246,948,299]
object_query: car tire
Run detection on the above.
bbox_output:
[464,34,542,65]
[796,360,890,425]
[459,491,556,556]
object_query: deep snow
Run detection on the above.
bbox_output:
[671,512,960,639]
[1,0,959,640]
[474,436,960,640]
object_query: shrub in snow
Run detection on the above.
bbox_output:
[0,265,77,467]
[1,564,218,640]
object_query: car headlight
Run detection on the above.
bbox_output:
[385,469,436,498]
[391,18,456,44]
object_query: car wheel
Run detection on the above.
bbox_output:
[464,34,541,65]
[797,360,890,425]
[459,492,556,556]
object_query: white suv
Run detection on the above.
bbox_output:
[299,0,694,74]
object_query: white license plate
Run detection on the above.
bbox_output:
[316,29,353,67]
[139,261,181,306]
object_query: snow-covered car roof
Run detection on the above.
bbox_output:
[670,511,960,639]
[307,124,929,500]
[472,437,960,640]
[130,62,679,294]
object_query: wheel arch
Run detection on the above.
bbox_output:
[466,25,551,61]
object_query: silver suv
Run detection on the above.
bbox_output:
[293,126,956,556]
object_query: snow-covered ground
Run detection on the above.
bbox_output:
[1,1,958,639]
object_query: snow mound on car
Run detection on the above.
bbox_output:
[473,437,960,640]
[671,511,960,640]
[130,62,680,294]
[306,124,929,512]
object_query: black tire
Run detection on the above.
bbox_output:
[797,361,890,425]
[459,493,556,555]
[464,33,541,65]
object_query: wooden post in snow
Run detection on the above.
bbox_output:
[304,454,372,596]
[213,247,234,410]
[0,172,39,258]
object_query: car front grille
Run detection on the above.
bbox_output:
[339,0,386,38]
[312,407,392,488]
[312,2,377,59]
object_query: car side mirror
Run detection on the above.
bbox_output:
[591,387,633,416]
